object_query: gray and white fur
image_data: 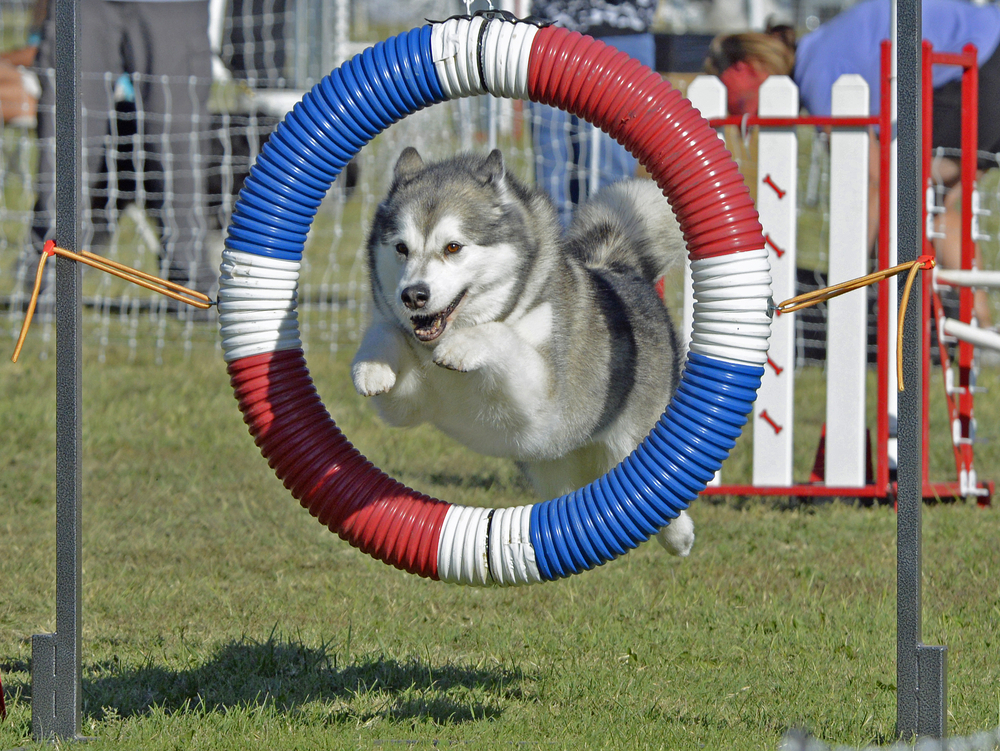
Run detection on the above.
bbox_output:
[351,148,694,556]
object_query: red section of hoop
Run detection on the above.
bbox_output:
[527,25,764,261]
[227,349,449,578]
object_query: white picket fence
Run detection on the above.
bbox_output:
[684,73,874,490]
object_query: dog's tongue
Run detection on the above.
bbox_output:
[413,312,447,342]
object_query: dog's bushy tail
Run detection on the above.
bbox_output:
[564,179,687,282]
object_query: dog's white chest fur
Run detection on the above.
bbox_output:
[353,302,568,459]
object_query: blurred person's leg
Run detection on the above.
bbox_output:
[125,0,214,294]
[531,102,576,226]
[530,31,654,227]
[28,0,121,276]
[79,0,129,252]
[932,172,993,327]
[589,32,654,191]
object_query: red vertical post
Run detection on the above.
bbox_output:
[958,44,978,487]
[877,40,892,494]
[922,44,980,497]
[921,41,934,491]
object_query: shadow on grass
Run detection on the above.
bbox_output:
[11,633,524,726]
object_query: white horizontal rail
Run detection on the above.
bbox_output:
[935,268,1000,289]
[942,318,1000,351]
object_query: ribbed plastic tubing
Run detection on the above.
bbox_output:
[221,14,772,586]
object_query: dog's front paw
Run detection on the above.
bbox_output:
[351,360,397,396]
[432,329,491,373]
[655,510,695,557]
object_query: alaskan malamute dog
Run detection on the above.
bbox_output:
[351,148,693,555]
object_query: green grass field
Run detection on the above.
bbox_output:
[1,338,998,750]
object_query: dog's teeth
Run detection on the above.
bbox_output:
[413,312,447,342]
[410,290,465,343]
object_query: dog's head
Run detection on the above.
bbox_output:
[367,148,550,344]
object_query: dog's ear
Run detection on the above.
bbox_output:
[478,149,506,185]
[393,147,424,181]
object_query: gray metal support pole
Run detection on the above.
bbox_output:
[32,0,85,741]
[895,0,947,740]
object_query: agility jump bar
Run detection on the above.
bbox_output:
[220,13,772,586]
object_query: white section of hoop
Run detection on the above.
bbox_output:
[691,246,767,270]
[436,504,541,587]
[218,298,298,313]
[219,286,298,301]
[216,308,299,323]
[221,276,298,291]
[431,17,487,99]
[692,274,771,302]
[690,255,769,281]
[220,318,300,338]
[688,248,772,366]
[481,19,536,99]
[223,249,301,274]
[431,17,536,101]
[488,505,541,586]
[220,262,299,282]
[219,249,302,361]
[695,310,772,325]
[436,505,491,586]
[220,336,302,361]
[693,320,772,339]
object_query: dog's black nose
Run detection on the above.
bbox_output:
[401,283,430,310]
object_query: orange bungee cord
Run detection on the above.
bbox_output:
[11,239,213,363]
[773,254,936,391]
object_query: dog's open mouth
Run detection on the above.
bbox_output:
[410,290,466,342]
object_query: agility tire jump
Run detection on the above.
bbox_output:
[220,13,772,587]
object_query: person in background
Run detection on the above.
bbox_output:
[0,46,40,126]
[0,0,44,126]
[530,0,658,225]
[705,0,1000,327]
[23,0,215,303]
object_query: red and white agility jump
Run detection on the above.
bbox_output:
[684,40,994,504]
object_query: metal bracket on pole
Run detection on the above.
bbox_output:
[31,0,85,741]
[895,0,947,740]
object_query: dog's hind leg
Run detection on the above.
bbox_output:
[655,511,695,557]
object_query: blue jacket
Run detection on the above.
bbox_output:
[794,0,1000,116]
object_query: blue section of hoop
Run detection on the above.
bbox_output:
[224,25,444,261]
[223,21,765,584]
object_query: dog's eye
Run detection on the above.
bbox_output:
[444,242,462,255]
[395,242,408,257]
